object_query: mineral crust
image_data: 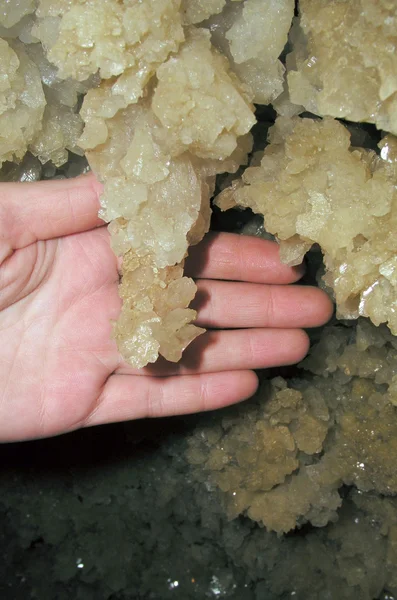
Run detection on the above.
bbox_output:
[187,318,397,534]
[3,419,397,599]
[216,117,397,335]
[286,0,397,135]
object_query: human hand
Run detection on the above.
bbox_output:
[0,174,332,442]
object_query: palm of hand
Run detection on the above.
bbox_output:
[0,226,121,440]
[0,175,332,442]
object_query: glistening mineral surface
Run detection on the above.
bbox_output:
[216,117,397,334]
[1,2,397,597]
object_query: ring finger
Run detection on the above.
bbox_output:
[116,328,310,377]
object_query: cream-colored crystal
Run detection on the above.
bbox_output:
[24,42,92,166]
[188,319,397,533]
[216,117,397,334]
[0,38,46,166]
[0,29,95,169]
[29,101,84,166]
[181,0,226,24]
[286,0,397,134]
[114,252,204,368]
[152,28,255,160]
[33,0,185,103]
[208,0,294,104]
[79,26,255,367]
[0,0,36,29]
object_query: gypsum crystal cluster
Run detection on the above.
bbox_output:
[285,0,397,135]
[187,317,397,534]
[216,116,397,334]
[0,15,93,168]
[78,25,257,368]
[1,0,294,368]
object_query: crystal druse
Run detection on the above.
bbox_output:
[1,0,397,598]
[286,0,397,135]
[216,116,397,334]
[188,319,397,534]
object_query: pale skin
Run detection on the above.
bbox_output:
[0,173,333,442]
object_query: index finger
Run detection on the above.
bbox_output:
[185,232,305,284]
[0,173,103,252]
